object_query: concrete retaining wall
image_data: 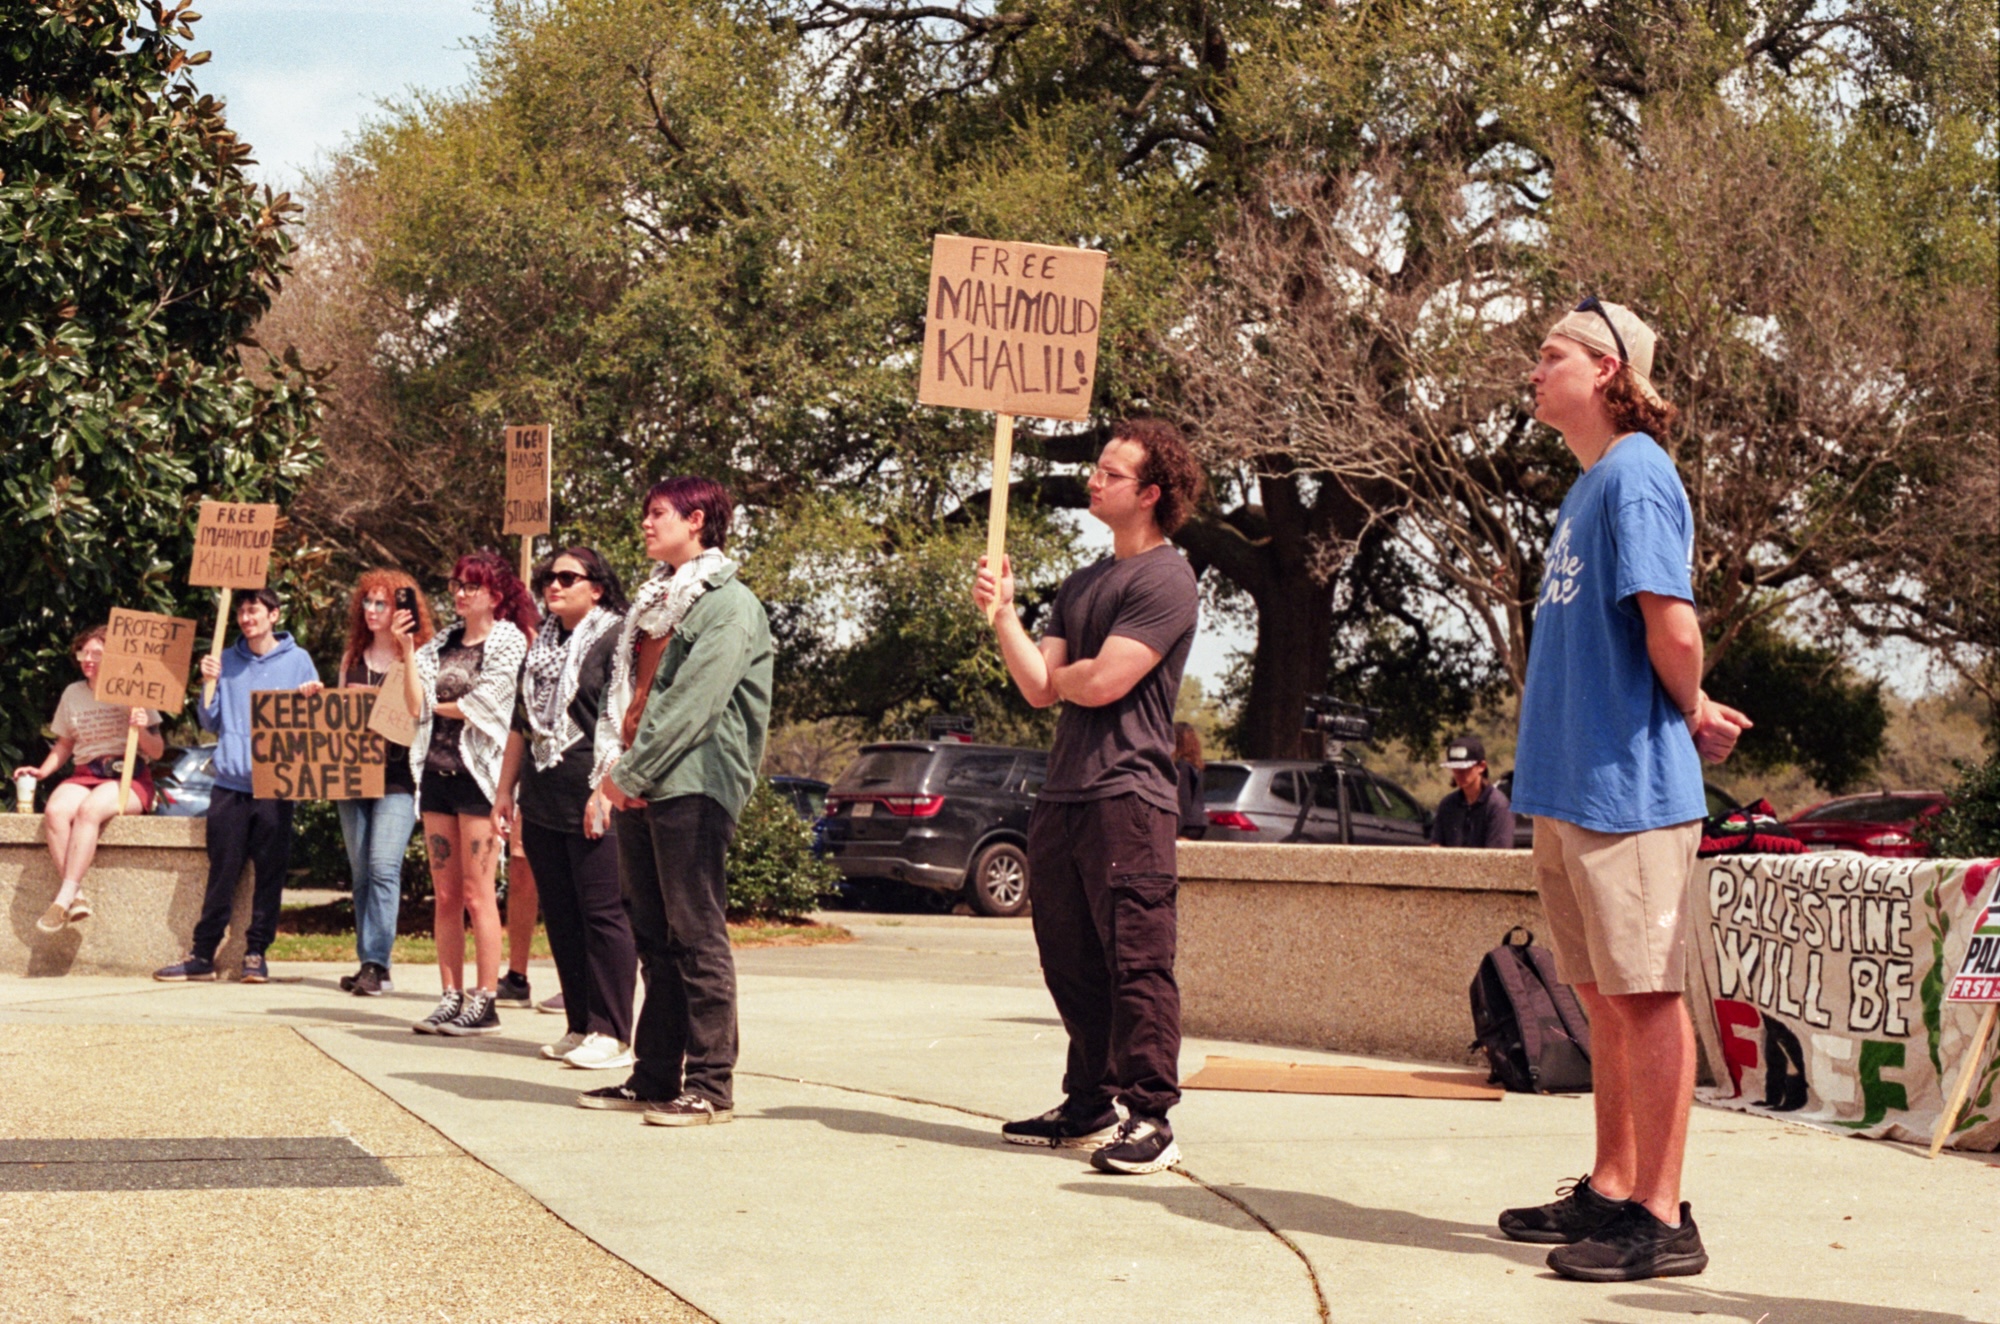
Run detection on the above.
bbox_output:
[1176,841,1547,1066]
[1,815,253,977]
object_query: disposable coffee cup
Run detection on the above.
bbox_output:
[14,771,36,814]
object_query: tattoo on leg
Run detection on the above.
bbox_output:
[428,833,452,864]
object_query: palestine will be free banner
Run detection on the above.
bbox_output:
[1689,855,2000,1150]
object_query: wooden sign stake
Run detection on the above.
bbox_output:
[201,587,232,708]
[520,536,533,590]
[1929,1002,1999,1159]
[983,413,1016,622]
[116,725,140,814]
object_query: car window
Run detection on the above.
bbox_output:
[1017,755,1048,795]
[799,785,827,818]
[942,754,1018,790]
[833,749,933,792]
[1369,777,1425,823]
[1312,771,1343,810]
[1703,785,1738,819]
[1796,795,1939,824]
[1202,765,1249,802]
[1269,770,1299,804]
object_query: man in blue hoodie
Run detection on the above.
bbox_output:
[155,589,321,983]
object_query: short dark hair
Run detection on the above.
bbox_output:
[645,476,733,550]
[238,588,282,613]
[1112,417,1206,535]
[533,546,629,614]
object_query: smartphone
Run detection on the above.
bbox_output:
[394,586,418,628]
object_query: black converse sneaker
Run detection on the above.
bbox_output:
[642,1093,733,1127]
[413,990,464,1034]
[1089,1115,1180,1174]
[494,969,533,1008]
[1001,1103,1121,1150]
[577,1083,655,1111]
[438,990,501,1036]
[353,962,393,997]
[1499,1174,1625,1244]
[1546,1200,1709,1282]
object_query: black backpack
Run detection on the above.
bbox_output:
[1469,927,1594,1093]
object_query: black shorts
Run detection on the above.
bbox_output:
[419,772,492,818]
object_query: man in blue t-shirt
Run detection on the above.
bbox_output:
[1497,299,1750,1284]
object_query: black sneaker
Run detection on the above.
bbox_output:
[240,953,270,984]
[339,966,365,993]
[642,1093,733,1127]
[494,969,532,1008]
[1089,1115,1180,1175]
[153,955,217,982]
[353,962,393,997]
[1001,1103,1120,1150]
[577,1083,656,1112]
[1499,1174,1624,1244]
[413,990,464,1034]
[438,990,500,1036]
[1547,1201,1709,1282]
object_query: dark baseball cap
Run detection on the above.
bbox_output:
[1440,736,1487,770]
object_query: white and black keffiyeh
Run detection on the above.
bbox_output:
[523,604,620,771]
[591,547,734,787]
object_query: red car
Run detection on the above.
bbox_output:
[1784,791,1950,858]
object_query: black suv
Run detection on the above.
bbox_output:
[818,741,1047,917]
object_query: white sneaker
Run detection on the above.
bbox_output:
[562,1033,635,1071]
[540,1031,586,1061]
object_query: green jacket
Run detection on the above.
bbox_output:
[609,564,773,820]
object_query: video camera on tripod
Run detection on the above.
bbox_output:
[1283,694,1384,845]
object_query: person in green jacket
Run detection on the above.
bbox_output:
[576,476,773,1126]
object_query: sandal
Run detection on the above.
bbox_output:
[35,902,67,934]
[66,896,92,923]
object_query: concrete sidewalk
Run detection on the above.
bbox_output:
[2,913,1993,1324]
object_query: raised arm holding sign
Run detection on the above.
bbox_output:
[189,500,279,707]
[95,608,197,812]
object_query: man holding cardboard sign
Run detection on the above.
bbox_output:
[155,589,322,984]
[972,418,1205,1175]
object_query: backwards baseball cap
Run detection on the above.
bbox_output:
[1440,735,1487,770]
[1546,295,1664,406]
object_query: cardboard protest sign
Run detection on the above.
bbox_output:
[504,425,552,536]
[919,235,1108,423]
[367,660,417,748]
[250,688,387,800]
[93,609,198,715]
[188,501,279,589]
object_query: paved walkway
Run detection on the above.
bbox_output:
[2,913,1993,1324]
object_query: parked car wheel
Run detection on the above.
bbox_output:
[967,842,1030,917]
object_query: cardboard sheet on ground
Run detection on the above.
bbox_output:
[188,501,279,589]
[504,425,552,535]
[918,235,1107,423]
[251,688,386,800]
[94,609,198,715]
[1183,1056,1503,1101]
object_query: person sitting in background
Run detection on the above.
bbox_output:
[1430,734,1516,849]
[16,625,165,933]
[1174,722,1207,840]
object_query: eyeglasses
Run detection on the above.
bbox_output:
[547,570,594,589]
[1090,465,1145,487]
[446,579,489,596]
[361,597,392,612]
[1575,294,1629,366]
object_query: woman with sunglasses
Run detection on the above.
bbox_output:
[402,551,538,1036]
[330,570,436,996]
[494,548,638,1070]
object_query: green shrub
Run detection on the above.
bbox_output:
[289,800,351,888]
[727,780,839,920]
[1930,749,2000,860]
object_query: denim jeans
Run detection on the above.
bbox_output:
[337,791,417,970]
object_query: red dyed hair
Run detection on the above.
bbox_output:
[340,569,435,676]
[451,550,540,634]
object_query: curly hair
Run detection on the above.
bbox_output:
[450,550,541,635]
[71,624,107,657]
[1604,366,1680,442]
[1113,416,1207,535]
[339,568,436,677]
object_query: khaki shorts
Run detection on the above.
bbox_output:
[1531,816,1702,995]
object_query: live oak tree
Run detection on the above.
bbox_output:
[0,0,322,764]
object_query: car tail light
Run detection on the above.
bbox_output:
[1864,832,1911,847]
[1207,810,1258,831]
[881,795,946,817]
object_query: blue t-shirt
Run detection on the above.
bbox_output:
[1513,434,1705,834]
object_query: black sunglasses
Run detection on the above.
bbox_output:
[1575,294,1629,366]
[547,570,595,589]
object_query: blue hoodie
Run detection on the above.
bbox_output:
[197,632,321,793]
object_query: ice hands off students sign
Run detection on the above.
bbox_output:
[505,425,552,536]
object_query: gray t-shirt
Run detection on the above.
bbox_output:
[1039,544,1200,812]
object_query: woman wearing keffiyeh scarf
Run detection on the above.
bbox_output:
[491,548,640,1071]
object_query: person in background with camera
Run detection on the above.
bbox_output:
[1498,298,1750,1282]
[1429,734,1515,849]
[403,551,536,1036]
[1173,722,1207,840]
[973,417,1204,1176]
[17,625,166,933]
[155,589,322,983]
[331,570,435,997]
[492,547,637,1071]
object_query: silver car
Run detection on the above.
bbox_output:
[1200,759,1432,845]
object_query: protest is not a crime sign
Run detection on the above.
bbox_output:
[504,425,552,536]
[93,609,197,715]
[188,501,279,589]
[251,688,387,800]
[918,235,1108,423]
